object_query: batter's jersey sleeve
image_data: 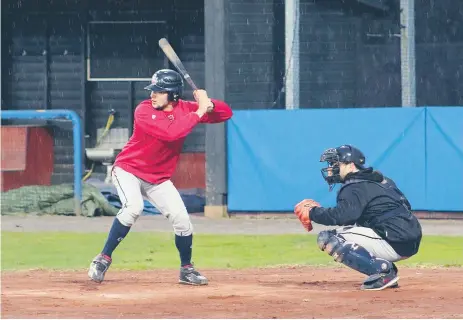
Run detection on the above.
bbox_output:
[135,106,200,142]
[185,99,233,123]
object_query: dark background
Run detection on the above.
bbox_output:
[2,0,462,184]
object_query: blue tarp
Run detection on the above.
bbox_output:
[87,179,205,215]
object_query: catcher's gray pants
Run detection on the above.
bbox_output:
[335,226,404,262]
[111,166,192,236]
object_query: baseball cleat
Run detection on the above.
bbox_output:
[88,253,112,283]
[360,267,399,291]
[389,282,399,289]
[179,265,208,286]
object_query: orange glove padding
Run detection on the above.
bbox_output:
[294,199,321,232]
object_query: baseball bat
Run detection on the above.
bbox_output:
[158,38,198,90]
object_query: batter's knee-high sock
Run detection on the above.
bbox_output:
[175,234,193,267]
[102,217,131,258]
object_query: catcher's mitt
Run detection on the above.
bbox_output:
[294,199,321,232]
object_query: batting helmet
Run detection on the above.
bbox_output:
[144,69,184,101]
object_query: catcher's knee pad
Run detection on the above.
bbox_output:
[317,230,337,251]
[168,210,193,236]
[116,199,144,227]
[318,233,346,261]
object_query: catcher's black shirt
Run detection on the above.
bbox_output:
[310,168,422,257]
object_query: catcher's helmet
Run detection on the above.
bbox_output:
[144,69,183,101]
[320,145,366,190]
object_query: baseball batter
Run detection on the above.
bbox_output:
[294,145,422,291]
[88,69,233,285]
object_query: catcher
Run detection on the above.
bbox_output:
[294,145,422,291]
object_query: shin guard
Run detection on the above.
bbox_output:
[320,233,392,276]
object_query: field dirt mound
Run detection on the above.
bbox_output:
[2,266,463,319]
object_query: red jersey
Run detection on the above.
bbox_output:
[114,98,233,184]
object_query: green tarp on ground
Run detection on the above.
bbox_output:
[1,183,119,217]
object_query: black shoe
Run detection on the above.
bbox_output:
[179,264,208,286]
[88,254,112,283]
[360,265,399,291]
[388,264,399,288]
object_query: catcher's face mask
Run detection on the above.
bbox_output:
[320,148,342,191]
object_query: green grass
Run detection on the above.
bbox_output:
[1,232,462,271]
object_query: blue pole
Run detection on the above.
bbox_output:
[69,111,83,216]
[1,109,83,215]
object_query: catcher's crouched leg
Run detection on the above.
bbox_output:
[317,230,337,250]
[316,231,399,290]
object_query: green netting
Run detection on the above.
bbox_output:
[1,183,119,217]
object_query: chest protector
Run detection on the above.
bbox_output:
[338,178,421,256]
[338,178,412,229]
[340,178,409,208]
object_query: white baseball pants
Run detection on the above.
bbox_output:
[335,226,403,262]
[111,166,193,236]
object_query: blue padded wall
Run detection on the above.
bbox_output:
[425,107,463,211]
[228,108,426,211]
[227,107,462,212]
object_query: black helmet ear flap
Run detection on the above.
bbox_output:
[167,91,182,102]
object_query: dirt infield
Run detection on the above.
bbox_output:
[2,267,463,319]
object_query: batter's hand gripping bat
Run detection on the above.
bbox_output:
[158,37,198,90]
